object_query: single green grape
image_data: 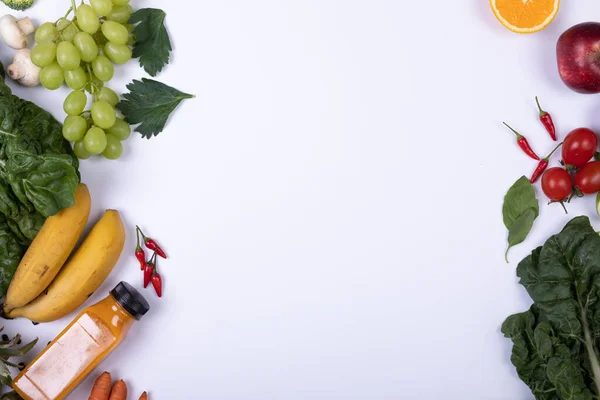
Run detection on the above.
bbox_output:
[56,18,70,30]
[107,118,130,140]
[83,127,107,154]
[31,41,57,68]
[96,87,119,107]
[63,116,88,142]
[57,41,81,71]
[35,22,57,42]
[76,5,100,34]
[91,55,114,81]
[90,0,113,16]
[64,67,88,90]
[102,134,123,160]
[106,4,133,24]
[112,0,130,5]
[91,100,116,129]
[62,23,78,41]
[63,90,87,116]
[104,42,131,64]
[101,21,129,45]
[74,140,92,159]
[73,32,99,63]
[40,62,64,90]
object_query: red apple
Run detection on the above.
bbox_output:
[557,22,600,94]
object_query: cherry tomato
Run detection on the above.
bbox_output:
[542,167,572,201]
[575,161,600,194]
[562,128,598,167]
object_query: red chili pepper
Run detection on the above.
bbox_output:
[535,96,557,141]
[530,142,563,183]
[136,226,167,259]
[143,252,157,288]
[145,238,167,259]
[136,248,145,270]
[135,230,145,270]
[143,264,153,288]
[503,122,540,161]
[151,272,162,298]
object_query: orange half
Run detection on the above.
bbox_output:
[490,0,560,34]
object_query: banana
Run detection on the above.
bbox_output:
[7,210,125,323]
[3,184,91,313]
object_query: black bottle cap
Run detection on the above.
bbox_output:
[110,281,150,320]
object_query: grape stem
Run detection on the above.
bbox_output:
[85,64,98,101]
[71,0,77,13]
[55,8,73,24]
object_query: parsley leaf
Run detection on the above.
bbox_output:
[117,78,194,139]
[129,8,172,77]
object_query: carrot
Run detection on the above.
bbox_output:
[108,379,128,400]
[89,372,112,400]
[139,392,148,400]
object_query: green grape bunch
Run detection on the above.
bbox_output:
[31,0,134,161]
[28,2,189,159]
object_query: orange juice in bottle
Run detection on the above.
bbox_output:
[12,281,149,400]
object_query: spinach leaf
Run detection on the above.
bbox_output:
[0,181,19,219]
[0,218,23,297]
[502,216,600,399]
[117,78,194,138]
[22,156,78,217]
[503,176,539,262]
[16,207,44,241]
[5,218,27,246]
[129,8,172,77]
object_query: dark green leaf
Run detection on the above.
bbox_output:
[0,97,19,137]
[506,208,537,262]
[502,216,600,399]
[0,220,23,297]
[22,156,78,217]
[117,78,194,138]
[0,181,20,219]
[5,217,28,246]
[16,207,44,241]
[129,8,172,77]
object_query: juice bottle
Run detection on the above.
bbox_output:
[12,281,150,400]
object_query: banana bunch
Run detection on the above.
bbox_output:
[3,183,126,322]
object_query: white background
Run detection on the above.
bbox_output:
[0,0,595,399]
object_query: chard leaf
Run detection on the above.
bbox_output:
[503,216,600,399]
